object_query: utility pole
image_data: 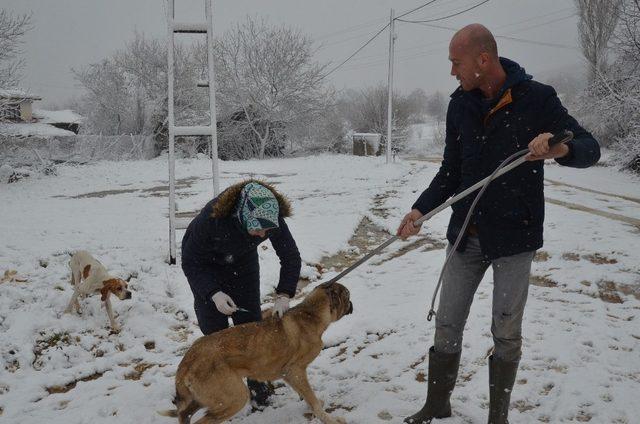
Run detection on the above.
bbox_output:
[386,8,396,164]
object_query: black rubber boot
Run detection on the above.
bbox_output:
[404,347,462,424]
[247,379,275,411]
[487,355,519,424]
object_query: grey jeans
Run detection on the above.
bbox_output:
[434,236,535,362]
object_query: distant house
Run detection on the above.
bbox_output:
[0,89,42,122]
[33,109,83,134]
[0,89,83,138]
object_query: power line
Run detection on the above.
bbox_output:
[343,36,448,63]
[350,7,577,63]
[337,18,579,73]
[410,21,578,50]
[494,6,575,31]
[398,0,491,24]
[313,0,459,45]
[318,0,449,79]
[503,13,577,35]
[316,28,390,51]
[319,0,495,80]
[315,17,388,42]
[320,1,476,76]
[313,0,445,45]
[339,34,577,73]
[396,0,440,20]
[495,34,577,50]
[323,0,579,79]
[402,0,482,20]
[320,23,390,80]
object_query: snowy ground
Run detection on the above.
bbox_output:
[1,153,639,423]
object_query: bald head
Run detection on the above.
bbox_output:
[448,24,505,95]
[451,23,498,59]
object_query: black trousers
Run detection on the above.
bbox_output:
[186,263,262,336]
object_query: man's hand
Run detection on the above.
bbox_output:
[396,209,424,240]
[272,294,290,318]
[211,291,238,315]
[526,132,570,161]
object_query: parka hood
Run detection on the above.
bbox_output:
[211,179,292,219]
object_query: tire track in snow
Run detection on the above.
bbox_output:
[544,178,640,204]
[545,197,640,229]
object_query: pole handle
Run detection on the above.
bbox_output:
[548,130,573,147]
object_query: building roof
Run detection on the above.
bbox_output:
[0,122,75,137]
[0,89,42,101]
[33,109,83,124]
[352,132,382,137]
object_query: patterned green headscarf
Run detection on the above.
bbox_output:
[236,182,280,233]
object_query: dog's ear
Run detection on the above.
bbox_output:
[82,264,91,279]
[330,290,342,313]
[100,285,111,301]
[100,279,118,301]
[321,283,341,313]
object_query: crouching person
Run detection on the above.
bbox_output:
[181,180,302,409]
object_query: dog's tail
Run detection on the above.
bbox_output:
[156,409,178,417]
[157,391,183,418]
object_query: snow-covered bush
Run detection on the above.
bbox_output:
[574,0,640,172]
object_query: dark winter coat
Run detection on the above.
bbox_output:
[413,58,601,259]
[181,180,301,300]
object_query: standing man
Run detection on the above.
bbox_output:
[181,180,302,409]
[398,24,600,424]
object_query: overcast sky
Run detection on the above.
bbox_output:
[3,0,582,108]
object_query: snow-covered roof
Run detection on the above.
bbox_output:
[33,109,83,124]
[352,132,382,137]
[0,89,42,101]
[0,122,75,137]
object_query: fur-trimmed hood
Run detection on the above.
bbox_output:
[211,179,292,219]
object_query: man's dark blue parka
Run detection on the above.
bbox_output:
[413,58,601,259]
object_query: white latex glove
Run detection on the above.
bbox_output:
[211,291,238,315]
[272,294,290,318]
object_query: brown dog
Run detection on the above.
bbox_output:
[159,282,353,424]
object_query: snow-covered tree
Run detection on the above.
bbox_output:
[425,91,447,122]
[575,0,640,171]
[0,10,32,88]
[0,10,33,121]
[209,16,331,159]
[73,33,206,154]
[74,23,336,159]
[73,59,129,134]
[574,0,622,82]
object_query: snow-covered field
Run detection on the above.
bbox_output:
[1,154,639,423]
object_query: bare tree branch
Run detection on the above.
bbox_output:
[574,0,622,81]
[211,16,331,159]
[0,10,32,88]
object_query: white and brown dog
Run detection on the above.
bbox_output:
[65,250,132,331]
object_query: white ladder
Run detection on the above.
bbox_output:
[166,0,220,264]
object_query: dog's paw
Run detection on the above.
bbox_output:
[109,325,121,333]
[323,417,347,424]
